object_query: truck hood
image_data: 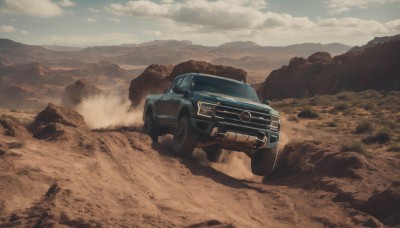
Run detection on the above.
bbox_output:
[192,91,278,116]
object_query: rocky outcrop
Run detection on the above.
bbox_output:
[129,64,173,107]
[61,80,102,108]
[257,39,400,99]
[129,60,247,107]
[168,60,247,82]
[29,103,89,140]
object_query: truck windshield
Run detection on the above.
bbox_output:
[192,76,260,103]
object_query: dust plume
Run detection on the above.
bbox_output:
[192,149,257,181]
[75,93,143,130]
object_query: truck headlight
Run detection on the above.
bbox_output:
[270,116,280,131]
[197,101,216,118]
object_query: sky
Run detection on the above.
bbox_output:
[0,0,399,47]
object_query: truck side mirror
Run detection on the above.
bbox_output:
[262,99,270,105]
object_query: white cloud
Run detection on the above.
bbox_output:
[0,0,63,18]
[59,0,75,7]
[47,33,136,46]
[87,7,100,13]
[325,0,400,14]
[20,30,28,34]
[143,30,162,36]
[106,0,269,30]
[0,25,16,33]
[87,17,97,23]
[109,18,121,22]
[161,0,174,3]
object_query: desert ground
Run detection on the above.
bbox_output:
[0,90,399,227]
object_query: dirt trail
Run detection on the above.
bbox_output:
[1,129,394,227]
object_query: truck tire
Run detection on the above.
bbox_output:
[173,116,197,157]
[143,111,158,142]
[251,147,278,176]
[203,145,228,162]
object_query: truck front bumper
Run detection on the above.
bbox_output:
[190,117,279,150]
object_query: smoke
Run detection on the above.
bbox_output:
[75,93,144,130]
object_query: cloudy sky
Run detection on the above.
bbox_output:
[0,0,399,47]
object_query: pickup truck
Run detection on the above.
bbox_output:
[143,73,280,176]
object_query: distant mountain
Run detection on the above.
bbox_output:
[0,38,351,82]
[350,34,400,52]
[257,37,400,99]
[41,45,82,52]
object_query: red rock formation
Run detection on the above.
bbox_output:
[129,64,173,107]
[257,40,400,99]
[128,60,247,107]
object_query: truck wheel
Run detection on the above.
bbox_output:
[143,112,158,142]
[204,145,228,162]
[173,116,197,157]
[251,147,278,176]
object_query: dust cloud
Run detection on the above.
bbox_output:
[75,93,144,130]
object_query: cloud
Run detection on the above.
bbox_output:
[20,30,28,34]
[87,17,97,23]
[109,18,121,22]
[0,25,15,33]
[59,0,75,7]
[106,0,269,30]
[143,30,162,36]
[0,0,63,18]
[87,7,100,13]
[47,33,136,46]
[325,0,400,14]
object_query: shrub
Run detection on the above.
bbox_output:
[326,121,336,127]
[374,127,391,144]
[336,91,355,101]
[333,102,349,111]
[363,103,375,110]
[355,120,373,134]
[297,106,319,119]
[341,140,368,155]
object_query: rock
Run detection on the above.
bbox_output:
[306,52,331,63]
[128,60,247,107]
[61,80,102,108]
[29,103,89,140]
[288,57,306,69]
[168,60,247,82]
[0,118,31,139]
[128,64,173,107]
[257,39,400,99]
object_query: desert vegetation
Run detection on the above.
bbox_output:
[272,90,400,155]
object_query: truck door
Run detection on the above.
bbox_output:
[157,77,183,126]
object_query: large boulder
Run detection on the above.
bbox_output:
[168,60,247,82]
[257,39,400,99]
[61,80,102,109]
[128,64,173,107]
[128,60,247,107]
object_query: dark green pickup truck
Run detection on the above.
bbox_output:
[143,73,280,176]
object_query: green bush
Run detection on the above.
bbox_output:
[336,91,355,101]
[355,120,373,134]
[297,106,319,119]
[341,140,368,155]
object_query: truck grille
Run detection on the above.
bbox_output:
[214,104,272,129]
